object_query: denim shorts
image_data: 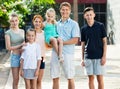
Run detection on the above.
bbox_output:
[10,54,21,67]
[23,69,37,79]
[84,59,105,75]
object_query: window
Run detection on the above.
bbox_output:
[78,3,107,28]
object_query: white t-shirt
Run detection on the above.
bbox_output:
[21,42,41,69]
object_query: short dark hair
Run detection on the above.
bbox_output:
[60,2,71,10]
[83,7,94,14]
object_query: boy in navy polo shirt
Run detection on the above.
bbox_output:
[81,7,107,89]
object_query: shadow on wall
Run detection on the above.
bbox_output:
[107,3,116,45]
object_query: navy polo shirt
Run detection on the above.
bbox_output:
[81,21,107,59]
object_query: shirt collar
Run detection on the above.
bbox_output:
[87,20,96,27]
[59,18,71,23]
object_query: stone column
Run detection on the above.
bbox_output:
[73,0,78,22]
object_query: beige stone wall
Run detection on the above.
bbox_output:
[107,0,120,44]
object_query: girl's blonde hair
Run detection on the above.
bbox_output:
[45,8,56,24]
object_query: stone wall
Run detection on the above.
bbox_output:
[107,0,120,44]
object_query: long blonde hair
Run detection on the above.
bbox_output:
[9,13,19,22]
[45,8,56,24]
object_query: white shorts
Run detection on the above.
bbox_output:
[84,59,105,75]
[50,50,75,79]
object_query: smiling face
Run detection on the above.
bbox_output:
[46,12,55,22]
[60,6,71,19]
[26,30,36,43]
[33,17,43,29]
[84,10,95,23]
[10,16,19,28]
[45,8,56,23]
[32,15,43,30]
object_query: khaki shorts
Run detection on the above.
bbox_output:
[50,50,75,79]
[84,59,105,75]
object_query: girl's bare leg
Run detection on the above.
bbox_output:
[31,79,37,89]
[12,67,19,89]
[24,79,31,89]
[57,38,63,62]
[50,37,58,55]
[37,69,44,89]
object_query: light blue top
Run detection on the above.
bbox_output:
[56,18,80,54]
[44,23,58,44]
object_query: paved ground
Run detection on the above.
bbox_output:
[0,45,120,89]
[0,51,10,89]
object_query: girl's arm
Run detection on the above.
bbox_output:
[35,44,41,76]
[35,60,41,77]
[20,59,24,77]
[37,60,41,71]
[5,35,25,51]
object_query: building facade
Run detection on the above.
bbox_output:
[56,0,120,44]
[107,0,120,44]
[56,0,107,44]
[56,0,107,27]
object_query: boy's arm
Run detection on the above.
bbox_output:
[63,37,79,45]
[81,42,85,66]
[101,37,107,65]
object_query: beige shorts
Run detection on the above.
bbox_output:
[50,50,75,79]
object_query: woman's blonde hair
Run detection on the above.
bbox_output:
[9,13,19,22]
[45,8,56,24]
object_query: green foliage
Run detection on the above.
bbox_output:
[27,0,55,18]
[0,0,56,28]
[0,0,29,27]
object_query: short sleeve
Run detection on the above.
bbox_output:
[81,27,86,42]
[5,30,10,36]
[71,22,80,38]
[20,52,25,60]
[101,23,107,38]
